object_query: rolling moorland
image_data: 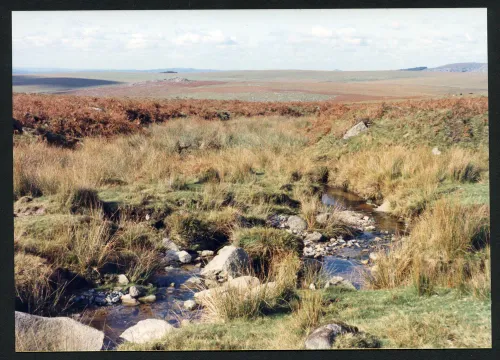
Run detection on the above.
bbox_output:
[13,70,490,350]
[12,67,488,102]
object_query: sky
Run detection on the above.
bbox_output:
[12,9,487,71]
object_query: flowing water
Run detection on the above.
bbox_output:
[320,188,408,289]
[72,188,405,348]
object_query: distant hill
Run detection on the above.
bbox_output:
[425,63,487,73]
[400,66,428,71]
[13,67,222,74]
[143,68,221,73]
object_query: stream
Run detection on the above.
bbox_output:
[69,188,406,349]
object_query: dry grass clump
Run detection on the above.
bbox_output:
[62,215,116,275]
[329,146,488,216]
[200,253,301,322]
[232,227,303,259]
[165,211,230,251]
[15,253,56,314]
[380,312,490,348]
[368,199,490,296]
[290,290,324,332]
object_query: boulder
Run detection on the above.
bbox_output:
[117,274,129,286]
[287,215,307,231]
[343,122,368,140]
[177,250,192,264]
[128,286,144,298]
[183,276,203,287]
[200,250,215,257]
[138,294,156,304]
[432,147,441,155]
[162,237,180,251]
[304,323,358,349]
[120,319,175,344]
[194,287,228,304]
[305,231,324,242]
[164,250,180,266]
[375,200,391,212]
[369,252,379,262]
[184,299,198,311]
[15,311,104,351]
[227,276,260,290]
[13,118,23,134]
[200,245,250,281]
[121,294,139,306]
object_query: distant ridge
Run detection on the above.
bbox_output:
[400,66,428,71]
[425,62,487,73]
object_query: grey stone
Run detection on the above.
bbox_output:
[287,215,307,231]
[200,245,250,281]
[177,250,192,264]
[94,296,107,306]
[184,300,198,311]
[227,276,260,290]
[162,237,180,251]
[120,319,175,344]
[343,121,368,140]
[117,274,129,286]
[121,294,139,306]
[200,250,215,257]
[15,311,104,351]
[432,147,441,155]
[304,323,358,349]
[128,286,144,298]
[138,294,156,303]
[305,231,324,242]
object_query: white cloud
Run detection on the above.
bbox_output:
[391,21,401,30]
[61,37,95,50]
[311,26,333,38]
[173,30,237,46]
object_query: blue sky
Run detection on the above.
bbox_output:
[12,9,487,71]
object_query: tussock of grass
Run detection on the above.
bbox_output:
[15,253,55,314]
[368,199,490,296]
[233,227,303,259]
[166,211,230,251]
[200,253,301,322]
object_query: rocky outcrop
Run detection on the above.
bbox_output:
[15,311,104,351]
[304,322,358,349]
[120,319,175,344]
[200,246,250,281]
[343,122,368,140]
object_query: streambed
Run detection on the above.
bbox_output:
[68,188,406,349]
